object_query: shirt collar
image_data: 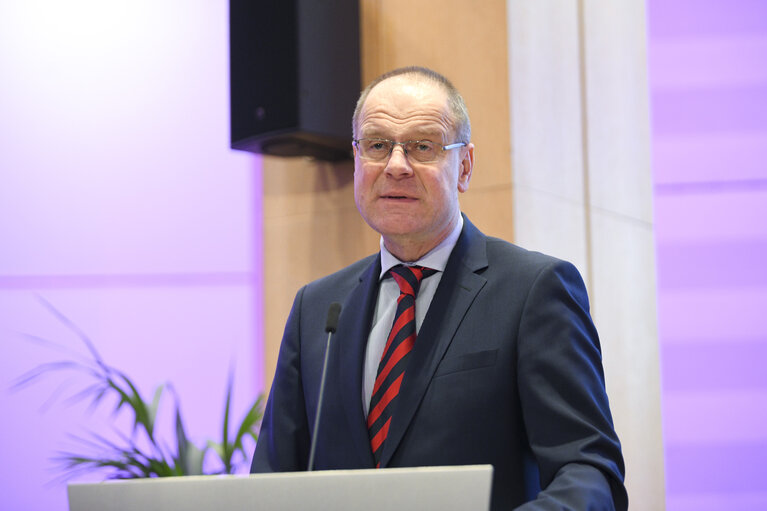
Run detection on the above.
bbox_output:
[379,214,463,280]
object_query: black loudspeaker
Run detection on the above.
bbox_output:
[230,0,360,161]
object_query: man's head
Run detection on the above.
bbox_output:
[352,67,474,262]
[352,66,471,143]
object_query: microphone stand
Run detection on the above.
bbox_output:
[307,302,341,471]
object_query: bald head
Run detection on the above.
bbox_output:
[352,66,471,143]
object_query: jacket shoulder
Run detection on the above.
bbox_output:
[301,253,379,302]
[484,235,574,272]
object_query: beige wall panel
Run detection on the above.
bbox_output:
[507,0,591,284]
[581,0,654,223]
[508,1,587,204]
[457,184,514,240]
[581,1,664,507]
[511,185,589,278]
[360,0,513,199]
[590,210,665,511]
[507,0,665,507]
[263,157,356,218]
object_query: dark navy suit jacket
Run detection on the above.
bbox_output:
[251,216,627,510]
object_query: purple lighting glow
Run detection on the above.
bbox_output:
[649,0,767,509]
[0,2,263,510]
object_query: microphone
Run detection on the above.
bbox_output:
[325,302,341,334]
[307,302,342,471]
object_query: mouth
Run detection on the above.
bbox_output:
[380,193,416,200]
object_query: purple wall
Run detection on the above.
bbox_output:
[0,2,263,510]
[649,0,767,509]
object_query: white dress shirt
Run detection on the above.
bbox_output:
[362,215,464,415]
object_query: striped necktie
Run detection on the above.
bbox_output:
[367,264,436,467]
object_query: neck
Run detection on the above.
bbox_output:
[384,239,440,263]
[382,214,460,262]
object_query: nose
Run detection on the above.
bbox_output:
[384,144,413,178]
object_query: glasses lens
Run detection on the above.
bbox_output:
[359,139,393,160]
[404,141,437,163]
[356,139,445,162]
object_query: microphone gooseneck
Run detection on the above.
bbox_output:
[307,302,342,471]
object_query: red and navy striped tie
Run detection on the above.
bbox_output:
[367,265,436,467]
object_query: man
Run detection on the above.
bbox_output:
[252,66,628,510]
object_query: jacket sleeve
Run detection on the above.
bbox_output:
[514,260,628,510]
[251,286,311,472]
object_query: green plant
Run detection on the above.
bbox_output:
[14,297,264,479]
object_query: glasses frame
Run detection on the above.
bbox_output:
[352,138,467,163]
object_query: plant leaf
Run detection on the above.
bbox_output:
[18,297,268,481]
[221,372,234,473]
[35,294,106,369]
[107,370,155,441]
[232,394,264,456]
[147,384,165,436]
[12,360,98,390]
[173,398,189,475]
[183,442,207,476]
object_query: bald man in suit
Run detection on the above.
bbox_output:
[251,67,627,511]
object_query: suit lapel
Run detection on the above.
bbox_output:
[379,217,489,467]
[335,255,381,468]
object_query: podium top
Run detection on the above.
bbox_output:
[68,464,493,511]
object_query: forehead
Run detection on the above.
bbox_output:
[358,76,452,139]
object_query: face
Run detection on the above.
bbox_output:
[353,76,474,260]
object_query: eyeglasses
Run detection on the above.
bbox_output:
[353,138,467,164]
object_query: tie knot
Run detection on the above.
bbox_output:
[388,265,437,297]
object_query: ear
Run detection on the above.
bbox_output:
[457,143,474,193]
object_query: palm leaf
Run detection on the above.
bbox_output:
[173,399,190,474]
[16,297,265,480]
[231,394,264,455]
[35,295,106,367]
[221,373,234,472]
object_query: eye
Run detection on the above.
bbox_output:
[412,141,435,153]
[362,139,390,153]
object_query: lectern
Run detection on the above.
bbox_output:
[68,465,493,511]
